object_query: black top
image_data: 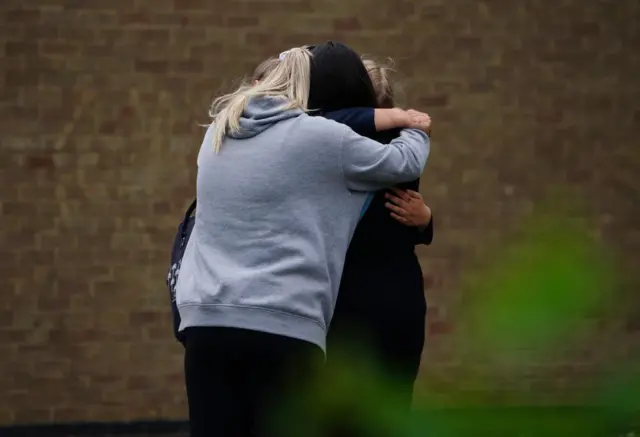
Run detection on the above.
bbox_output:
[308,41,432,318]
[323,115,433,318]
[311,42,429,401]
[320,112,434,266]
[342,127,433,267]
[330,128,430,358]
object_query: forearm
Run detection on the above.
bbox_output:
[374,108,409,131]
[342,128,430,191]
[324,107,412,136]
[415,215,434,245]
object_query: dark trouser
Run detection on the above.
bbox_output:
[184,326,324,437]
[324,312,425,437]
[324,257,426,437]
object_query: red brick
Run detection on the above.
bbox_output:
[419,94,449,107]
[5,9,40,23]
[172,0,206,11]
[127,376,153,390]
[118,11,151,25]
[428,321,453,335]
[129,311,164,325]
[25,155,54,170]
[334,17,361,32]
[135,60,169,73]
[245,1,314,14]
[82,44,114,57]
[130,29,171,44]
[454,36,483,50]
[225,16,259,27]
[571,22,600,37]
[5,42,37,56]
[4,70,39,87]
[40,42,79,56]
[173,60,204,74]
[38,296,72,312]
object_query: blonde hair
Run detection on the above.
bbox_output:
[209,47,312,153]
[252,57,280,83]
[362,58,396,108]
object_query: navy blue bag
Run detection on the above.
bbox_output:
[166,199,196,345]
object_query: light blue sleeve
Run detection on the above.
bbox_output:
[341,127,430,192]
[359,193,374,220]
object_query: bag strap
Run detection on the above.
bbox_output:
[180,199,197,240]
[184,199,197,220]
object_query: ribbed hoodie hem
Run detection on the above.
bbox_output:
[178,303,327,353]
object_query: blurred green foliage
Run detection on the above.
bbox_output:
[458,213,614,366]
[277,210,638,436]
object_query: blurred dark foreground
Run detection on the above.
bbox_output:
[1,407,638,437]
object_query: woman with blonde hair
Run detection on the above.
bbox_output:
[175,46,431,437]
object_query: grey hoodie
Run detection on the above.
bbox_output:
[176,97,430,352]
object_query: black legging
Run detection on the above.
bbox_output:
[324,256,426,437]
[184,327,324,437]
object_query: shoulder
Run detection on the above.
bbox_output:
[295,113,351,139]
[281,113,349,173]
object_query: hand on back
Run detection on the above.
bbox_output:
[384,188,432,227]
[374,108,432,135]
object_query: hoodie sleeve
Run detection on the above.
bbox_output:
[415,216,434,245]
[340,127,430,191]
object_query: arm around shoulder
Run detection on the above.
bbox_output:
[340,126,430,191]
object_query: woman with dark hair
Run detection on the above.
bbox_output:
[307,42,434,432]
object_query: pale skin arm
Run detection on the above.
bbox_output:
[374,108,431,133]
[374,108,409,131]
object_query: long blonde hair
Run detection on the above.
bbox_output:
[209,47,312,153]
[252,57,280,83]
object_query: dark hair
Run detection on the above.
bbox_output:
[308,41,378,113]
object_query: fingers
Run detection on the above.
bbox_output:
[388,189,423,207]
[405,190,422,200]
[390,188,412,202]
[408,110,430,121]
[409,115,430,126]
[385,201,407,216]
[407,109,427,117]
[390,212,409,224]
[385,192,409,208]
[409,113,429,122]
[407,109,432,134]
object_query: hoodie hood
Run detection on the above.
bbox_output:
[228,96,303,139]
[308,41,378,113]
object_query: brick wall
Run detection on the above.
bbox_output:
[1,0,638,425]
